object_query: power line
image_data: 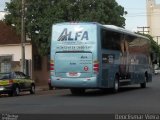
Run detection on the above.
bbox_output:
[124,8,146,10]
[126,13,160,17]
[154,36,160,45]
[137,26,150,34]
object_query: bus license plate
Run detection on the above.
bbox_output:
[67,72,81,77]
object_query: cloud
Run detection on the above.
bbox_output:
[0,12,6,20]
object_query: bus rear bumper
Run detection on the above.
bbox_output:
[51,76,98,88]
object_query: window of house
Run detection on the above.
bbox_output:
[0,56,12,72]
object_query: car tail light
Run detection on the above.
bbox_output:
[93,60,99,73]
[9,80,14,84]
[50,60,54,71]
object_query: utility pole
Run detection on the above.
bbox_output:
[137,26,150,34]
[155,36,160,45]
[21,0,25,73]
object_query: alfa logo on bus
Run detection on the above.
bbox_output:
[57,28,89,41]
[84,66,89,71]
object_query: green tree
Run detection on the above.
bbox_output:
[146,34,160,66]
[4,0,127,55]
[139,33,160,66]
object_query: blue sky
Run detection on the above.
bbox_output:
[0,0,10,19]
[116,0,147,31]
[0,0,10,11]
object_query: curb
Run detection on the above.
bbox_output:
[35,86,49,92]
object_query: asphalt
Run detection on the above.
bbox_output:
[35,85,49,92]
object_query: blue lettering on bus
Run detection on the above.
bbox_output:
[75,31,82,40]
[81,31,88,40]
[68,31,73,41]
[81,55,88,59]
[58,28,89,41]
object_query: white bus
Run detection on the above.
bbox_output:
[50,22,152,95]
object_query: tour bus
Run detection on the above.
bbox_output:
[50,22,152,95]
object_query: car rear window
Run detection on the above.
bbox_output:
[0,73,11,80]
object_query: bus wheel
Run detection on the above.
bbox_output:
[112,76,119,93]
[70,88,85,95]
[140,76,147,88]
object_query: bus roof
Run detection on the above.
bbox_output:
[53,22,149,40]
[102,25,149,40]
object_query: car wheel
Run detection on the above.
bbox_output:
[30,85,35,94]
[13,87,20,96]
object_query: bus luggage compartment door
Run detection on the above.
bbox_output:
[55,52,93,78]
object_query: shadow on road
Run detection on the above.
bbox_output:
[0,92,35,98]
[61,86,149,97]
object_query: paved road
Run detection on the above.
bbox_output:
[0,75,160,114]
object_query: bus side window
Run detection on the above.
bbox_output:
[101,29,121,50]
[102,54,114,64]
[102,54,109,63]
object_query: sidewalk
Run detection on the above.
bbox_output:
[35,85,49,92]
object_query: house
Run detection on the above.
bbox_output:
[0,21,49,85]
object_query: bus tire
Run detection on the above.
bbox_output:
[112,76,119,93]
[140,75,147,88]
[70,88,85,95]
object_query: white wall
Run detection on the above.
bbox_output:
[147,0,160,44]
[150,8,160,35]
[0,44,32,61]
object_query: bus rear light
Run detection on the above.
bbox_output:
[50,60,54,71]
[94,63,99,68]
[93,61,99,73]
[50,64,54,70]
[94,67,99,72]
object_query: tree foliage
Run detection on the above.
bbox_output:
[4,0,127,55]
[139,33,160,66]
[146,34,160,66]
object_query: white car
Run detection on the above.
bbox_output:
[154,68,160,75]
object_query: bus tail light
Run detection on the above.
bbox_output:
[50,60,54,71]
[93,61,99,73]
